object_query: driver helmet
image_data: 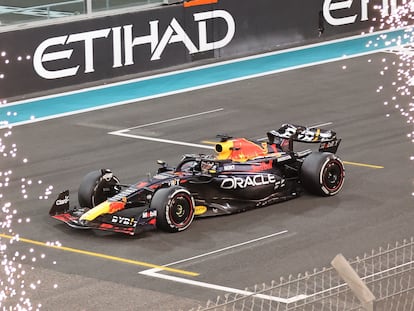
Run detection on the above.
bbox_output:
[201,161,215,174]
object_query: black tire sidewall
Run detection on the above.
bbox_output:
[78,170,120,208]
[152,187,195,233]
[301,152,345,196]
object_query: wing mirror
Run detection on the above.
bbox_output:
[157,160,169,173]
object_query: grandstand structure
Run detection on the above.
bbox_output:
[0,0,164,27]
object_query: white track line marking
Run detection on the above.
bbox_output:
[142,253,414,304]
[115,108,224,132]
[308,122,333,128]
[146,230,289,272]
[140,270,307,304]
[109,132,215,149]
[138,230,308,303]
[108,109,223,148]
[110,116,334,149]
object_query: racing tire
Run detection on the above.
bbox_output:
[78,169,120,208]
[151,186,195,233]
[301,152,345,196]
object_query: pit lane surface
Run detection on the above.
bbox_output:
[2,52,414,310]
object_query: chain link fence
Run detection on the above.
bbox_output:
[188,237,414,311]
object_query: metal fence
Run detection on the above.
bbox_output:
[188,238,414,311]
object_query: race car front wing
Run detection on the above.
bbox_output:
[49,190,156,235]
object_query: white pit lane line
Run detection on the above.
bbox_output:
[108,132,215,150]
[108,112,333,151]
[108,108,222,149]
[138,230,310,304]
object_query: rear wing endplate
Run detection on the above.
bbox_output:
[267,124,341,154]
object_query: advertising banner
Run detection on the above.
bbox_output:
[0,0,401,100]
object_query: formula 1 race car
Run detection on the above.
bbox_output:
[49,123,345,235]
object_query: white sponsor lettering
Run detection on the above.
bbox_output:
[323,0,358,26]
[33,36,78,80]
[111,215,137,226]
[323,0,403,26]
[55,195,69,206]
[220,174,285,190]
[142,210,157,218]
[33,10,235,79]
[195,10,235,52]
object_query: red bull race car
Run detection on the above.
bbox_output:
[49,123,345,235]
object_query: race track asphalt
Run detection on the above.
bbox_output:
[1,52,413,310]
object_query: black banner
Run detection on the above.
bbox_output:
[0,0,396,100]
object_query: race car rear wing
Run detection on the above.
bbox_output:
[267,123,341,154]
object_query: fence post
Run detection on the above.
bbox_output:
[331,253,376,311]
[86,0,92,15]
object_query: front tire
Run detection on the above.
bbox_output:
[78,169,120,208]
[301,152,345,196]
[151,187,195,233]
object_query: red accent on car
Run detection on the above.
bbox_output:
[228,138,269,161]
[52,213,73,222]
[108,202,125,213]
[184,0,218,8]
[99,223,113,229]
[250,160,274,171]
[136,181,148,188]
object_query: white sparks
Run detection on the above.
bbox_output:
[0,118,58,309]
[372,2,414,198]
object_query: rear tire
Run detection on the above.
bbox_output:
[78,169,120,208]
[151,187,195,233]
[301,152,345,196]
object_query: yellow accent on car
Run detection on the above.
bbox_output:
[313,128,321,141]
[194,205,207,215]
[80,201,111,221]
[215,140,234,160]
